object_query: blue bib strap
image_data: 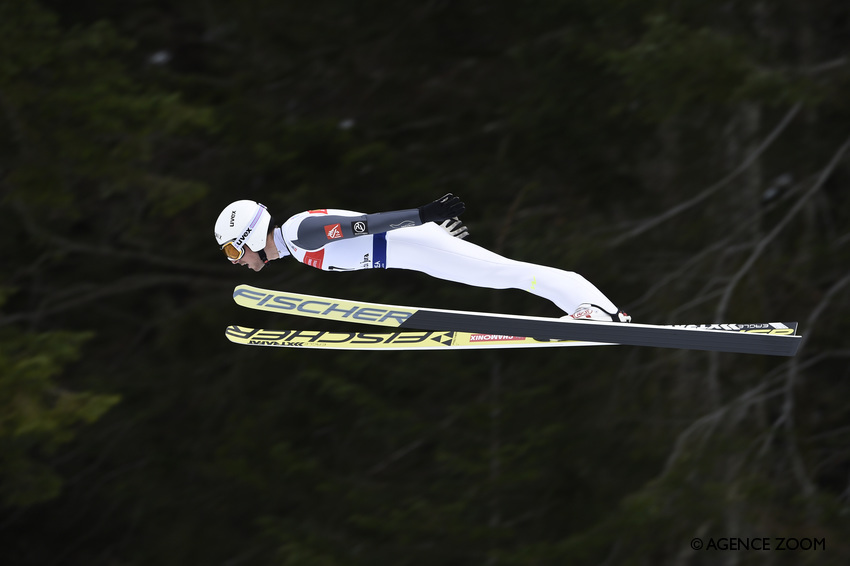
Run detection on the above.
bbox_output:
[372,232,387,269]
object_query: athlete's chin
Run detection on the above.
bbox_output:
[250,263,264,272]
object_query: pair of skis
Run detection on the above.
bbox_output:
[226,285,801,356]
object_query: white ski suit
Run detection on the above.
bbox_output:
[274,207,618,315]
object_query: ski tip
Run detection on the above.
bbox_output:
[770,322,799,336]
[667,322,800,336]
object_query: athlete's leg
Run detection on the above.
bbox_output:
[385,223,618,314]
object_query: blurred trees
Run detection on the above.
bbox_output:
[2,0,849,564]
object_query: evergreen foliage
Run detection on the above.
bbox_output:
[2,0,849,564]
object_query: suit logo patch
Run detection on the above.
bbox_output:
[324,223,343,240]
[352,221,368,235]
[303,249,325,269]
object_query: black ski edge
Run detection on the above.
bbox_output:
[401,311,800,357]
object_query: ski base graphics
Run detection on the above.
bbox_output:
[231,285,801,356]
[225,326,609,350]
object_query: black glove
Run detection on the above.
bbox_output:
[418,193,465,224]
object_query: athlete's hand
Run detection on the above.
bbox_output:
[439,217,469,239]
[418,193,465,223]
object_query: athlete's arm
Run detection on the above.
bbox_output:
[291,194,465,250]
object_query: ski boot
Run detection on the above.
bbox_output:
[567,303,631,323]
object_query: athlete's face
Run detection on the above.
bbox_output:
[232,248,266,271]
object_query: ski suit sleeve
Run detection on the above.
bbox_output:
[290,194,465,251]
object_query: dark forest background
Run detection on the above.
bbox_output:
[2,1,850,564]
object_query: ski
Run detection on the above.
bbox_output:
[232,285,802,356]
[225,326,610,350]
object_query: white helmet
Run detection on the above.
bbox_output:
[214,200,272,260]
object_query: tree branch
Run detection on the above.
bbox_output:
[715,135,850,322]
[0,274,227,326]
[778,272,850,499]
[609,102,802,247]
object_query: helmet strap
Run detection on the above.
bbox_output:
[257,249,269,264]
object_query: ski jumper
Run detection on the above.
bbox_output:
[276,208,619,315]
